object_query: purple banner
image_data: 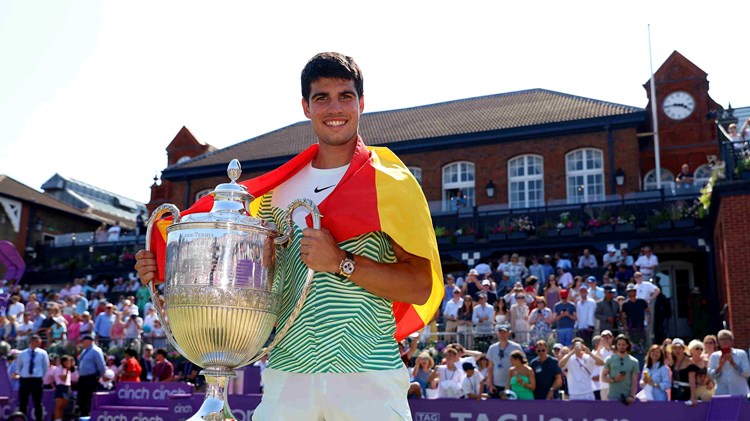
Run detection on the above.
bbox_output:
[3,391,747,421]
[87,387,750,421]
[0,389,55,421]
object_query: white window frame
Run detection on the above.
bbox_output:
[508,155,544,209]
[442,161,475,211]
[408,167,422,185]
[565,148,605,203]
[643,168,675,191]
[693,164,712,187]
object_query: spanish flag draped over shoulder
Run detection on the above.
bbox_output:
[150,137,443,341]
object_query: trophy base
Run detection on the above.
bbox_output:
[186,367,236,421]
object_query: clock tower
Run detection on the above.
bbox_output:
[641,51,721,183]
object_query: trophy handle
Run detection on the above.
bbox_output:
[144,204,189,358]
[247,198,322,365]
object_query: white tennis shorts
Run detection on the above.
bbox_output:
[252,367,413,421]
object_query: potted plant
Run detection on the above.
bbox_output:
[487,222,507,242]
[434,226,452,245]
[507,216,535,240]
[456,225,477,244]
[615,211,637,232]
[556,212,581,236]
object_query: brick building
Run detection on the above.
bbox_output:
[147,52,750,347]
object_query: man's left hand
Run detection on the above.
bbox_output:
[300,228,343,273]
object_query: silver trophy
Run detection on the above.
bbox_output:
[145,159,320,420]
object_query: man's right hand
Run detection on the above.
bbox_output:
[134,250,158,286]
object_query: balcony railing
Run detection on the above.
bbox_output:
[432,186,705,246]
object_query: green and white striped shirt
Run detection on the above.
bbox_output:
[259,193,403,373]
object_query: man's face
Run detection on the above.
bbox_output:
[302,77,364,148]
[536,344,548,359]
[583,249,590,257]
[580,289,588,299]
[497,330,510,341]
[627,291,636,300]
[616,339,629,353]
[718,335,733,349]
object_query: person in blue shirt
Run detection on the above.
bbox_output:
[75,294,89,314]
[640,344,670,401]
[553,290,577,346]
[14,335,49,421]
[94,303,116,349]
[77,334,106,417]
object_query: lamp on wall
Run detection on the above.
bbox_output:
[485,180,496,198]
[35,218,43,231]
[615,168,626,186]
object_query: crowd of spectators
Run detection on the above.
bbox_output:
[399,246,749,403]
[0,276,202,418]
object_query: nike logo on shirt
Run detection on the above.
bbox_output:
[314,185,336,193]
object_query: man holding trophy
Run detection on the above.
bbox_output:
[135,52,443,420]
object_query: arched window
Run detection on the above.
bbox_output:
[566,148,604,203]
[508,155,544,208]
[408,167,422,185]
[442,162,475,211]
[643,168,675,190]
[195,188,212,203]
[693,164,712,187]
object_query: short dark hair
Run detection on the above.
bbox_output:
[124,348,138,358]
[155,348,168,358]
[301,52,364,102]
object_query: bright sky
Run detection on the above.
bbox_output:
[1,1,748,204]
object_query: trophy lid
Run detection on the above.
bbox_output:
[210,159,254,214]
[175,159,276,233]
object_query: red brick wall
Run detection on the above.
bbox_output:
[714,194,750,349]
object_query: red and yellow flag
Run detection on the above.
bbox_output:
[149,138,443,340]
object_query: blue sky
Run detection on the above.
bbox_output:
[1,1,748,203]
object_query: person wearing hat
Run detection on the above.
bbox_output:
[443,286,464,338]
[595,286,620,333]
[586,276,604,302]
[593,331,614,400]
[478,279,497,306]
[553,289,577,346]
[668,338,697,404]
[461,361,488,400]
[621,284,649,351]
[486,325,523,398]
[602,245,621,266]
[465,269,482,299]
[77,334,106,414]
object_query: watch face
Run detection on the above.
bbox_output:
[662,91,695,120]
[342,260,355,275]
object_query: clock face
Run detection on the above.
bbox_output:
[662,91,695,120]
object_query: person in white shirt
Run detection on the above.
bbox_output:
[633,246,658,278]
[107,222,121,242]
[601,246,621,266]
[577,249,598,269]
[443,287,463,336]
[633,272,660,304]
[592,331,614,400]
[69,279,83,297]
[461,362,487,400]
[558,337,604,400]
[429,347,465,398]
[7,295,25,320]
[708,329,750,396]
[575,287,597,345]
[557,267,573,289]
